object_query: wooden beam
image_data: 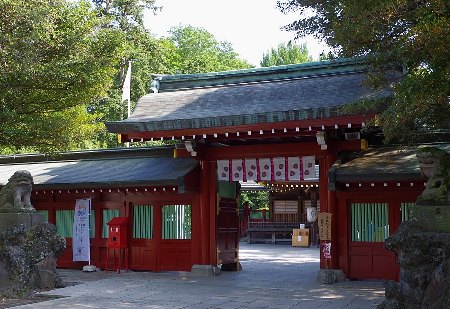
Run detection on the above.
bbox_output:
[118,114,374,142]
[205,142,324,160]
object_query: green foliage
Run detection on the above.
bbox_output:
[0,1,256,153]
[161,25,254,74]
[278,0,450,144]
[92,0,160,32]
[260,41,312,67]
[87,0,163,148]
[240,191,269,210]
[0,0,125,153]
[92,24,254,147]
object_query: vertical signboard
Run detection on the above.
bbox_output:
[318,212,332,241]
[73,198,91,262]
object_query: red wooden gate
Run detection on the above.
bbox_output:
[348,202,399,280]
[217,198,240,271]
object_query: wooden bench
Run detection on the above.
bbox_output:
[247,222,310,244]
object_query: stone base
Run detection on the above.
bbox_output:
[316,269,346,284]
[0,213,43,231]
[83,265,97,272]
[191,265,221,277]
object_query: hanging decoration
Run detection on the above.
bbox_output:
[217,156,316,182]
[302,156,316,180]
[245,158,258,181]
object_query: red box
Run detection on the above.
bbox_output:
[107,217,128,248]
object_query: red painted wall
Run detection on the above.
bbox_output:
[33,186,200,272]
[335,184,422,280]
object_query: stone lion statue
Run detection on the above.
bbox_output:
[416,146,450,206]
[0,170,35,213]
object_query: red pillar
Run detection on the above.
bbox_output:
[319,152,338,269]
[196,159,217,266]
[208,160,217,265]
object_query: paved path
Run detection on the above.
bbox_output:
[13,243,385,308]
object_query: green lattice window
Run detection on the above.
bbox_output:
[102,209,120,238]
[133,205,153,239]
[56,209,95,238]
[351,203,389,242]
[162,204,191,239]
[401,202,415,222]
[56,210,74,237]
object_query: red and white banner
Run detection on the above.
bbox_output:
[231,159,244,181]
[217,156,316,182]
[258,158,272,181]
[217,160,230,181]
[273,157,286,181]
[287,157,301,180]
[302,156,316,180]
[245,158,258,181]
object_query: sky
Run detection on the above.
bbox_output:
[143,0,330,67]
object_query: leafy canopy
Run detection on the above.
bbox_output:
[260,41,312,67]
[0,0,125,153]
[278,0,450,143]
[160,25,253,74]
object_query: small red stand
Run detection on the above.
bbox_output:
[106,217,129,273]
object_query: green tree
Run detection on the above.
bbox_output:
[0,0,124,153]
[88,0,162,147]
[240,191,269,210]
[260,41,312,67]
[161,25,253,74]
[92,0,160,32]
[278,0,450,143]
[91,24,254,147]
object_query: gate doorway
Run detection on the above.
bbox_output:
[239,179,320,247]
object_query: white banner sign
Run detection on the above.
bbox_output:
[73,198,91,262]
[302,156,316,180]
[217,156,316,182]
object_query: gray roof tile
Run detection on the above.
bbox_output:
[333,144,450,182]
[107,70,395,133]
[0,154,198,190]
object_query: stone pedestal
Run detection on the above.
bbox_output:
[0,213,44,231]
[191,265,221,277]
[316,269,346,284]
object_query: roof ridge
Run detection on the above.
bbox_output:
[153,58,367,92]
[0,146,176,164]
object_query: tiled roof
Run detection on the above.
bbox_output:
[332,144,450,182]
[106,58,399,134]
[0,147,198,190]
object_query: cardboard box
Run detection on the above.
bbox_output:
[292,228,310,247]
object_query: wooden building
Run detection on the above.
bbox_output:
[0,147,200,271]
[0,58,436,280]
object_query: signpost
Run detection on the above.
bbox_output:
[318,212,333,268]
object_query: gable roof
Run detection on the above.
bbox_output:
[0,147,198,191]
[106,58,400,137]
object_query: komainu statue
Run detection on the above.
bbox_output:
[416,146,450,206]
[0,170,35,213]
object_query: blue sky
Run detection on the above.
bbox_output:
[144,0,329,66]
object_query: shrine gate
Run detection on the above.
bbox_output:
[0,58,429,280]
